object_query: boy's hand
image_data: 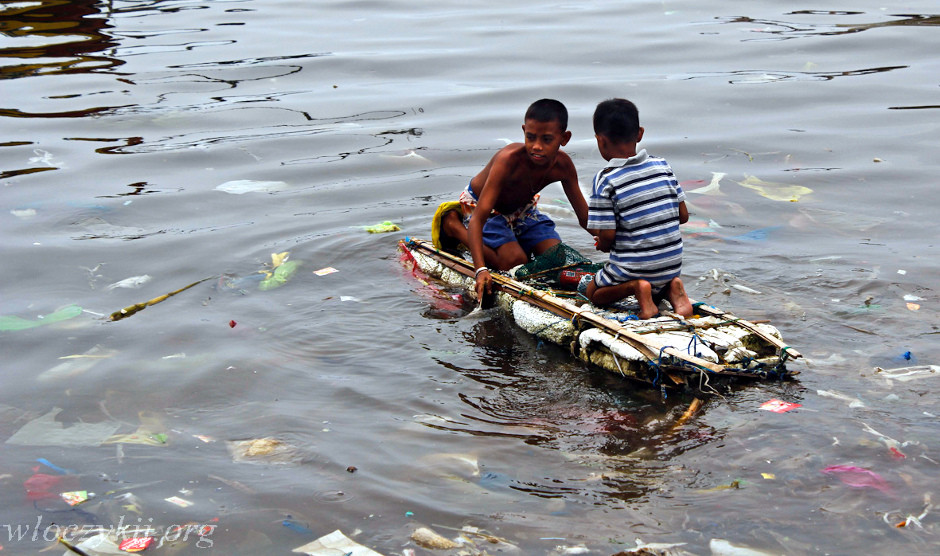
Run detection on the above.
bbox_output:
[475,270,492,301]
[593,235,599,249]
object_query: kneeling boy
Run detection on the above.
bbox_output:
[585,98,693,319]
[440,98,589,299]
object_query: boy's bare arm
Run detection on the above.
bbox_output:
[595,229,616,253]
[467,151,511,273]
[678,201,689,224]
[558,161,589,230]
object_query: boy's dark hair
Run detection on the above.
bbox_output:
[525,98,568,131]
[593,98,640,144]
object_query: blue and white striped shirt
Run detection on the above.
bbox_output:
[587,150,686,286]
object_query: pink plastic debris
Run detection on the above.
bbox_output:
[821,464,892,495]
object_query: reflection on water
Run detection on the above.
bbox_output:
[0,0,122,78]
[720,11,940,40]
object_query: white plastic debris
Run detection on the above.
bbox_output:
[816,389,865,408]
[107,275,152,290]
[293,529,384,556]
[731,284,762,295]
[875,365,939,382]
[11,208,37,218]
[215,179,289,194]
[7,407,120,447]
[709,538,780,555]
[623,537,688,555]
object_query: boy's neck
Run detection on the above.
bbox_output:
[605,143,638,160]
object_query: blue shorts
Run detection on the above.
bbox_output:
[460,181,560,254]
[481,212,560,254]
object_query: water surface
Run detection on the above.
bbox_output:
[1,0,938,553]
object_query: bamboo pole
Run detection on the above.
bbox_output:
[689,300,801,359]
[109,276,215,321]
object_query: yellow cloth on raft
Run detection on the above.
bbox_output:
[431,201,462,250]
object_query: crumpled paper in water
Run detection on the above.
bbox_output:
[227,437,301,465]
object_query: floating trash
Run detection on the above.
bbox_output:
[737,174,813,202]
[11,208,37,218]
[227,437,301,465]
[379,149,431,164]
[60,490,89,506]
[23,472,79,501]
[260,260,301,291]
[710,538,778,555]
[109,276,215,321]
[215,179,289,194]
[363,221,401,234]
[731,284,762,295]
[29,148,60,167]
[821,464,892,495]
[7,407,120,447]
[697,480,742,493]
[119,537,155,552]
[621,538,688,555]
[37,345,117,382]
[817,389,865,409]
[107,274,152,290]
[314,267,338,276]
[410,527,458,550]
[165,495,193,507]
[686,171,726,196]
[760,399,801,413]
[104,412,168,446]
[292,529,384,555]
[875,365,939,382]
[0,304,83,332]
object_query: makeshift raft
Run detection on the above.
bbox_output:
[400,238,801,393]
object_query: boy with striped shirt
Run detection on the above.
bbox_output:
[585,98,693,319]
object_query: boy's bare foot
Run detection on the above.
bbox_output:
[634,280,659,319]
[667,277,693,318]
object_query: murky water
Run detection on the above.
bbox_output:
[2,1,938,554]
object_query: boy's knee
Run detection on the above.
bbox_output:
[497,252,528,270]
[442,211,462,233]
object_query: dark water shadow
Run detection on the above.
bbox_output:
[0,0,124,79]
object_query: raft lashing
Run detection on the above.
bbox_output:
[399,238,801,394]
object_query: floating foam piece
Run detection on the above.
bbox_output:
[215,180,289,194]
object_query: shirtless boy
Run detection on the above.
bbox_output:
[441,99,589,299]
[585,98,693,319]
